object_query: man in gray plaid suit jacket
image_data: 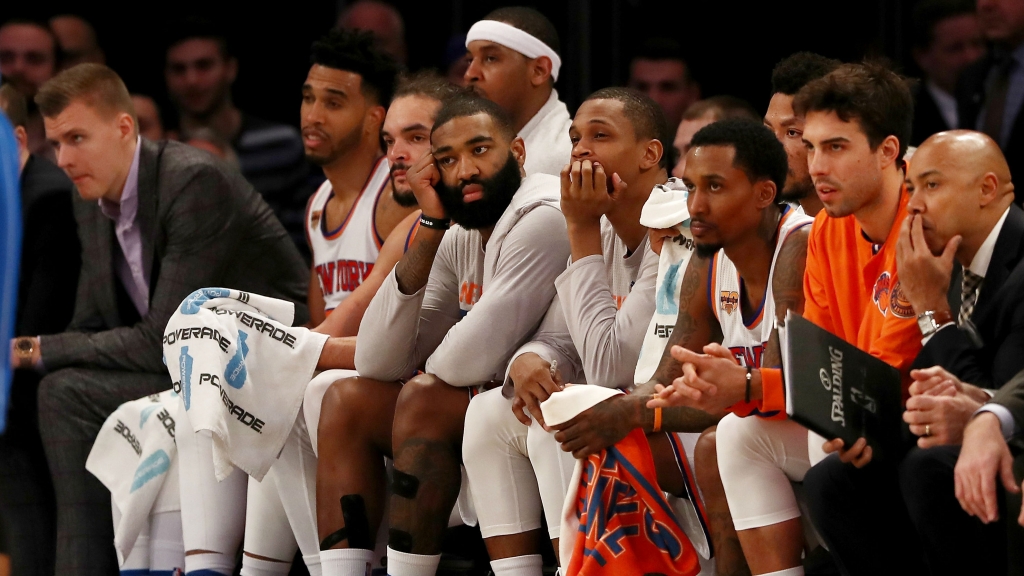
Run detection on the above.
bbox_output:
[8,63,308,575]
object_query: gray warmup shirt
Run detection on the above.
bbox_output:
[355,174,571,387]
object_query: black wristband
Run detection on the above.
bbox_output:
[745,366,753,403]
[419,214,450,230]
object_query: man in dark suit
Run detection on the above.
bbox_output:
[956,0,1024,190]
[7,63,309,576]
[0,83,79,576]
[910,0,986,145]
[805,131,1021,576]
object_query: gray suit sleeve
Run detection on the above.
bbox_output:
[425,206,570,387]
[354,236,462,381]
[554,245,658,388]
[41,166,247,373]
[990,369,1024,437]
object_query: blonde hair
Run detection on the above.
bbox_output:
[35,63,137,131]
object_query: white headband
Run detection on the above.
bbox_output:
[465,20,562,81]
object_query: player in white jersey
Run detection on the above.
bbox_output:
[313,94,570,576]
[464,7,573,177]
[460,87,670,576]
[305,156,392,315]
[540,119,810,575]
[175,31,417,576]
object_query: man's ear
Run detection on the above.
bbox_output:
[13,125,28,152]
[529,56,553,88]
[366,105,386,134]
[756,179,777,208]
[511,136,526,167]
[640,139,663,171]
[877,134,901,169]
[118,112,136,140]
[978,172,1001,207]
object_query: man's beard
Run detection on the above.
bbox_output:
[695,242,722,259]
[436,153,521,230]
[779,173,815,203]
[390,163,418,207]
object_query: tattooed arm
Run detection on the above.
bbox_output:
[761,227,809,369]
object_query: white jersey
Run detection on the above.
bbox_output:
[710,205,813,368]
[306,157,391,314]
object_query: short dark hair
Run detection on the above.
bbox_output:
[432,93,516,142]
[681,95,759,122]
[393,70,463,104]
[164,17,231,58]
[0,84,28,128]
[771,52,842,96]
[912,0,976,50]
[690,118,788,202]
[584,87,672,169]
[631,37,692,84]
[310,29,399,107]
[35,63,136,128]
[483,7,561,55]
[793,61,914,162]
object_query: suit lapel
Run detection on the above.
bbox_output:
[974,205,1024,318]
[136,139,160,291]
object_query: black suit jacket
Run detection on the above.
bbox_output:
[912,204,1024,390]
[39,139,309,374]
[911,83,954,146]
[957,53,1024,190]
[17,154,80,336]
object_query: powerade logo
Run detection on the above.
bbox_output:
[140,405,160,427]
[180,346,194,410]
[656,261,682,315]
[179,287,231,315]
[130,449,171,493]
[224,331,250,389]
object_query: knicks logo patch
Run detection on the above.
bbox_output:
[872,272,892,315]
[310,210,322,228]
[720,291,739,315]
[889,280,914,318]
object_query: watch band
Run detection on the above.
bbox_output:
[418,215,450,230]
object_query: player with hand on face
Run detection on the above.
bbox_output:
[313,94,570,576]
[461,87,670,576]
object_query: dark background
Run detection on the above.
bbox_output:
[3,0,922,128]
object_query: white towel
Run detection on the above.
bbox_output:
[162,288,328,481]
[86,390,180,565]
[635,178,695,383]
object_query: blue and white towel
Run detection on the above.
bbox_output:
[163,288,327,481]
[86,390,180,565]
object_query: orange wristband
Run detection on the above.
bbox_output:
[653,406,663,432]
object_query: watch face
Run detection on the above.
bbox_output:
[16,338,32,352]
[916,314,934,335]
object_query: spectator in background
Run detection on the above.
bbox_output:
[444,33,470,87]
[958,0,1024,192]
[0,82,79,576]
[181,125,241,169]
[337,0,407,66]
[49,15,105,69]
[164,18,311,254]
[671,95,757,178]
[910,0,985,145]
[628,37,701,130]
[0,19,58,159]
[130,94,164,141]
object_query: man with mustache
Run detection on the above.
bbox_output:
[464,6,572,177]
[460,87,669,576]
[314,94,570,576]
[655,63,925,576]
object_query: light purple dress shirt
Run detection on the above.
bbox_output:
[98,137,149,316]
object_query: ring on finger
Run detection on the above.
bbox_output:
[924,424,932,437]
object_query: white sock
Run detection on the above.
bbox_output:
[185,551,236,575]
[240,555,292,576]
[385,547,440,576]
[321,548,373,576]
[761,568,805,576]
[490,554,543,576]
